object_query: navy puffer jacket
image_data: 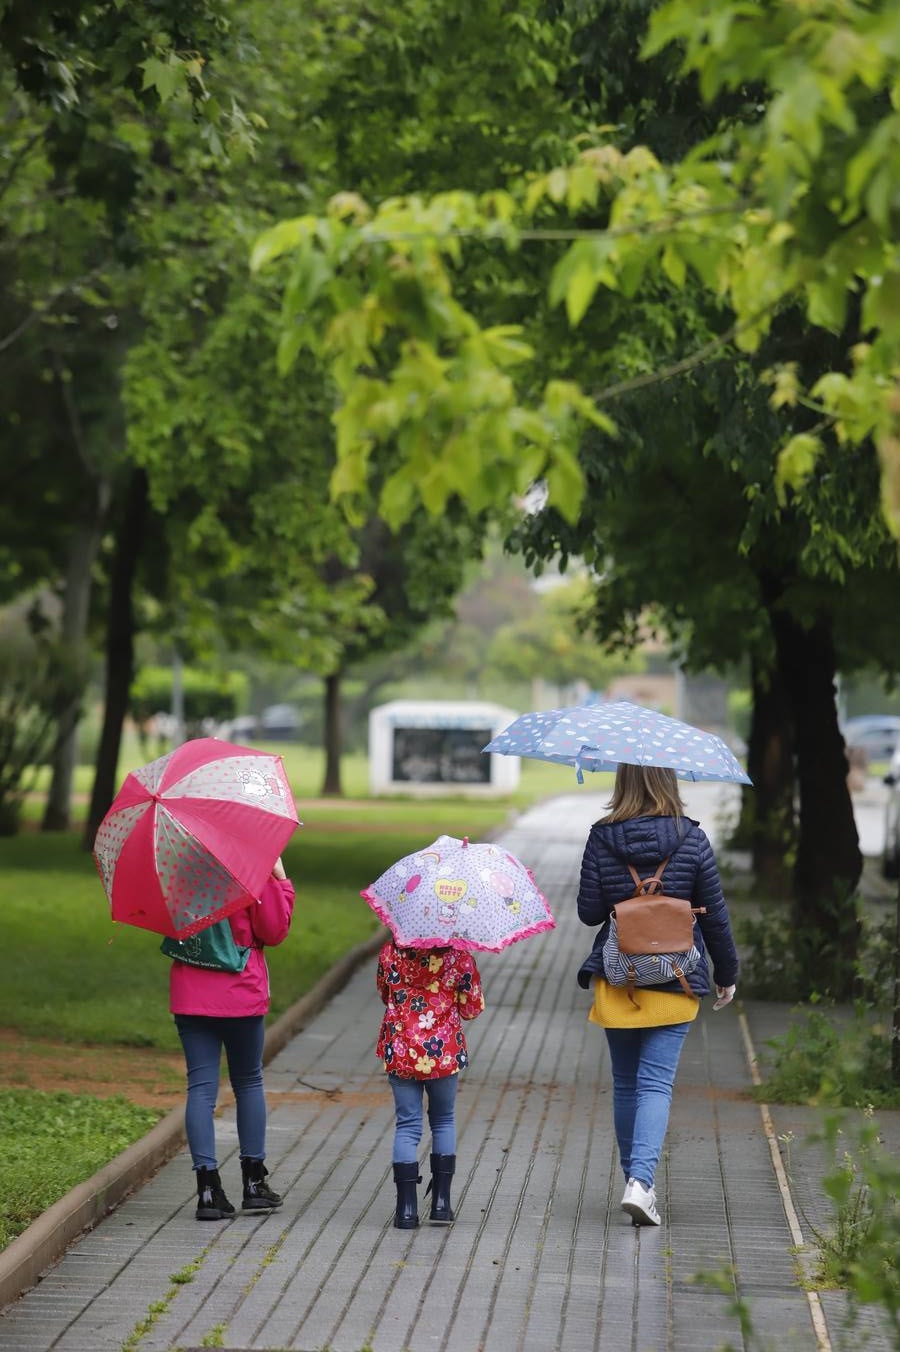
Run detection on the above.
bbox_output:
[576,814,739,997]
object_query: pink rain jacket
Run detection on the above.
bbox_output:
[169,877,295,1018]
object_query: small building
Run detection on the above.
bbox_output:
[369,700,520,796]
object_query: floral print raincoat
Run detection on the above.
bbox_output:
[376,942,484,1080]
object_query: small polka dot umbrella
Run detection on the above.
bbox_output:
[361,834,555,954]
[93,737,299,939]
[483,700,752,785]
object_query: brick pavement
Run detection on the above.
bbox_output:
[1,789,895,1352]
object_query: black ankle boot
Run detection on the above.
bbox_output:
[195,1167,235,1221]
[427,1153,456,1224]
[241,1157,283,1211]
[393,1162,421,1229]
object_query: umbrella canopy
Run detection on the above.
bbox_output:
[483,700,752,785]
[362,834,555,953]
[93,737,299,938]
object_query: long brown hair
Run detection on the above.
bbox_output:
[599,763,685,824]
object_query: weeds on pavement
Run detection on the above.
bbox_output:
[753,1001,900,1109]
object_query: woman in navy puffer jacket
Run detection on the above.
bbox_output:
[577,764,739,1227]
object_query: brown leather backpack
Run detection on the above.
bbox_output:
[602,856,707,1006]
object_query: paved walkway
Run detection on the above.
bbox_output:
[1,790,896,1352]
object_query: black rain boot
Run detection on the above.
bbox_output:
[427,1153,456,1225]
[195,1167,235,1221]
[393,1162,421,1229]
[241,1157,283,1211]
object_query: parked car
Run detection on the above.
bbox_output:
[215,714,259,742]
[841,714,900,764]
[259,703,302,740]
[883,746,900,879]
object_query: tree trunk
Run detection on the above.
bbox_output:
[746,658,795,899]
[893,880,900,1086]
[83,469,148,849]
[770,607,862,997]
[321,671,344,797]
[42,492,109,831]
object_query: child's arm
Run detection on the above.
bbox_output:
[376,943,392,1005]
[249,876,295,947]
[457,953,485,1020]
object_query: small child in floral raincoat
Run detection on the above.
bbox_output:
[376,941,484,1229]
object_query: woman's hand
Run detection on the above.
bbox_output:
[271,856,287,881]
[713,984,736,1011]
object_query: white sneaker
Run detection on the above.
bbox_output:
[621,1177,661,1226]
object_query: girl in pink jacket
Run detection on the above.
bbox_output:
[168,857,295,1220]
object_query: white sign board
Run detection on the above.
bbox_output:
[369,700,521,796]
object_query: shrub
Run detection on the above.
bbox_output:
[0,606,85,835]
[129,665,247,748]
[810,1115,899,1337]
[738,900,890,1006]
[755,1003,900,1110]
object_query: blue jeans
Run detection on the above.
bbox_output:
[389,1073,458,1163]
[605,1022,692,1190]
[175,1015,267,1170]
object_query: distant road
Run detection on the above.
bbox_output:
[532,778,888,859]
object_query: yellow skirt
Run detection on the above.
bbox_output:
[589,977,700,1029]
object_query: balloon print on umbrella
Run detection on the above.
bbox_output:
[361,835,555,954]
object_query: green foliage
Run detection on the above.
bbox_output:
[727,687,752,743]
[807,1115,899,1333]
[854,912,898,1009]
[120,1245,212,1350]
[0,0,253,154]
[0,606,86,834]
[754,1004,900,1110]
[484,574,644,690]
[737,906,805,1002]
[739,897,894,1009]
[129,664,247,732]
[253,192,613,529]
[249,0,616,531]
[257,0,900,537]
[170,1259,202,1284]
[115,3,498,685]
[0,1089,162,1248]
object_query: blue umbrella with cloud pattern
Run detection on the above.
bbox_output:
[482,700,751,785]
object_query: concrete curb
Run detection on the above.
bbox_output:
[0,927,387,1314]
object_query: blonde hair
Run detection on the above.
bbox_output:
[600,763,685,824]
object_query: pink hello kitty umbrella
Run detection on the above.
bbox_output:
[361,834,555,954]
[93,738,299,939]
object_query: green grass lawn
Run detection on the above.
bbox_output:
[0,1091,163,1250]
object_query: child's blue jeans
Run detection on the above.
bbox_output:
[604,1022,692,1189]
[175,1014,267,1170]
[389,1073,458,1163]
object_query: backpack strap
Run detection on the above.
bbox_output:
[627,857,671,896]
[625,858,708,916]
